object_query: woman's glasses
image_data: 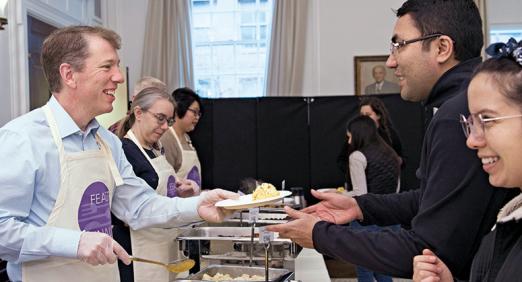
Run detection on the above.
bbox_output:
[145,110,174,126]
[459,113,522,139]
[187,108,202,117]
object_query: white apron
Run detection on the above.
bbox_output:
[22,105,123,282]
[126,130,181,282]
[169,127,202,187]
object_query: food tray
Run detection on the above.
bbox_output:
[175,264,291,282]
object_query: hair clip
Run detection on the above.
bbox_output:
[485,37,522,66]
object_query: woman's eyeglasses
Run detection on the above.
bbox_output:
[459,113,522,139]
[187,108,202,117]
[145,110,174,126]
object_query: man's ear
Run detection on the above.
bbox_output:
[435,35,455,64]
[59,63,77,89]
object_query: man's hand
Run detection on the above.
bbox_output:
[265,206,320,248]
[197,189,239,223]
[300,189,363,224]
[77,232,130,266]
[412,249,453,282]
[176,179,200,198]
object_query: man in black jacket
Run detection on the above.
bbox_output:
[267,0,517,280]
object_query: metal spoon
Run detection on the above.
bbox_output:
[129,256,195,273]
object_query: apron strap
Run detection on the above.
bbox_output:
[96,134,124,187]
[125,130,160,172]
[43,105,66,156]
[43,105,124,187]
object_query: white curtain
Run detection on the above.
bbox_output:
[141,0,194,91]
[265,0,309,96]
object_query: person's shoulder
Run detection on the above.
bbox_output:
[349,150,366,160]
[96,125,125,153]
[121,137,150,160]
[160,128,175,144]
[1,108,47,137]
[121,137,138,151]
[434,87,469,120]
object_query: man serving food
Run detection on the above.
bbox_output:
[0,25,238,282]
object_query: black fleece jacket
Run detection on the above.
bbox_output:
[312,58,517,279]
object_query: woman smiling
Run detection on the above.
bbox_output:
[413,38,522,282]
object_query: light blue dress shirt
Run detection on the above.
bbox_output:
[0,97,202,281]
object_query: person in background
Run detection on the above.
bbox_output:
[161,87,203,187]
[108,76,167,134]
[0,25,237,282]
[113,87,198,282]
[267,0,516,279]
[160,87,206,273]
[413,38,522,282]
[343,115,400,282]
[337,97,404,176]
[364,65,400,94]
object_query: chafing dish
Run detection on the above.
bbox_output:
[175,265,293,282]
[176,227,291,243]
[212,212,289,227]
[176,226,297,271]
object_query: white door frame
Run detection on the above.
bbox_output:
[7,0,87,117]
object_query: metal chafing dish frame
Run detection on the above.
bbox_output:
[176,227,291,243]
[176,226,298,275]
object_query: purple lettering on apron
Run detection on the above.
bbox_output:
[187,166,201,187]
[78,181,112,236]
[167,175,177,198]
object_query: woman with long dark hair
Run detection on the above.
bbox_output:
[337,97,404,177]
[344,115,400,282]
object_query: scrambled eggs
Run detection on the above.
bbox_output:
[252,183,280,201]
[202,273,264,281]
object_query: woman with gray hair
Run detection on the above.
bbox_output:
[114,87,198,282]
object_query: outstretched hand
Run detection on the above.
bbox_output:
[300,189,363,224]
[412,249,453,282]
[266,206,320,248]
[197,189,239,223]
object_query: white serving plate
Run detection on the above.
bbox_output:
[215,190,292,210]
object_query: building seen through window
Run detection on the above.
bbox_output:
[191,0,273,98]
[489,26,522,44]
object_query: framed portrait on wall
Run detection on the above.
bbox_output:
[354,55,400,96]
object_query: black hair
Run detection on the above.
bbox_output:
[346,116,381,151]
[396,0,483,61]
[359,97,394,146]
[345,116,400,183]
[172,87,203,119]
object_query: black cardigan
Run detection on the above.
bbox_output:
[313,58,517,279]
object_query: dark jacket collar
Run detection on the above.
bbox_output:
[424,57,482,109]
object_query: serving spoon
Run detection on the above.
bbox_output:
[129,256,195,273]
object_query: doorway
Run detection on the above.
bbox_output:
[27,15,56,110]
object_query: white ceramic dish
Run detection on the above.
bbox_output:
[215,190,292,210]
